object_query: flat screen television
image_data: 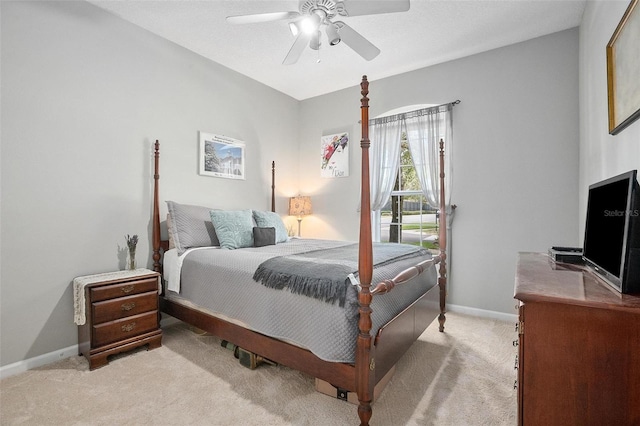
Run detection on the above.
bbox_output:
[583,170,640,294]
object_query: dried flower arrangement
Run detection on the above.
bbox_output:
[125,234,138,270]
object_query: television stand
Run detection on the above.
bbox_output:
[514,252,640,426]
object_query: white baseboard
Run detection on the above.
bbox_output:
[1,314,182,379]
[0,344,79,380]
[447,303,518,323]
[1,305,517,380]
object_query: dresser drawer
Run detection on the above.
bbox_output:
[90,277,158,302]
[92,291,158,324]
[92,311,158,348]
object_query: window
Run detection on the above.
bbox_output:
[380,133,439,252]
[370,102,453,253]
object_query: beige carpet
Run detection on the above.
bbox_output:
[0,312,517,425]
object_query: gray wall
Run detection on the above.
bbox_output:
[579,1,640,233]
[297,29,581,316]
[1,1,300,367]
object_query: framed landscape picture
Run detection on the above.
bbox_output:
[607,0,640,135]
[199,132,245,179]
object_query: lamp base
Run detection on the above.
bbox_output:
[297,218,302,237]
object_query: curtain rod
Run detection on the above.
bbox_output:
[359,100,460,124]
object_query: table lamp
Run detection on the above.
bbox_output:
[289,196,312,237]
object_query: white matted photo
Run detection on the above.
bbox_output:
[199,132,245,179]
[321,132,349,178]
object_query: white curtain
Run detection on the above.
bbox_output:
[367,116,403,242]
[368,103,456,242]
[404,104,453,211]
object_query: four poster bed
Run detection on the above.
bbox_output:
[151,76,448,426]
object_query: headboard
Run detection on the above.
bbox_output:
[151,141,276,272]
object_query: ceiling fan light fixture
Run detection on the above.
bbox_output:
[300,13,322,34]
[289,21,300,36]
[310,30,321,50]
[326,23,341,45]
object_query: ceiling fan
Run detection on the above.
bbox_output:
[226,0,410,65]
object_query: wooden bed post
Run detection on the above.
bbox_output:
[152,140,162,273]
[271,161,276,213]
[438,139,447,332]
[356,76,374,426]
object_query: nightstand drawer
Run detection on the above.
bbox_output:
[92,291,158,324]
[92,311,158,348]
[90,277,158,302]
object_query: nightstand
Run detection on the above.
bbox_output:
[74,269,162,370]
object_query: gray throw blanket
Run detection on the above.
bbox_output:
[252,243,429,307]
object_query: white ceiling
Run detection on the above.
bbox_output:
[88,0,587,100]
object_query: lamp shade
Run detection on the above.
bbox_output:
[289,196,312,216]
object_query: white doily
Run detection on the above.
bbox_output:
[73,269,159,325]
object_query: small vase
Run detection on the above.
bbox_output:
[128,250,137,270]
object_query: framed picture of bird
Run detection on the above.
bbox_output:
[320,132,349,178]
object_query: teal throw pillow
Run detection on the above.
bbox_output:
[209,210,254,249]
[252,210,288,243]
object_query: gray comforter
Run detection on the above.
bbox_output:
[166,238,437,363]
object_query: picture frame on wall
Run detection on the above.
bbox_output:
[199,132,245,179]
[320,132,349,178]
[606,0,640,135]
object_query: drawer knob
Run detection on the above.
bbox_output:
[121,285,135,294]
[121,322,136,333]
[121,302,136,311]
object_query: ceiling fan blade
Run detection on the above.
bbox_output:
[334,21,380,61]
[337,0,410,17]
[226,11,300,25]
[283,31,313,65]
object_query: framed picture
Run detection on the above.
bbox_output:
[607,0,640,135]
[321,132,349,178]
[199,132,245,179]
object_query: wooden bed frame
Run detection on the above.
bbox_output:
[151,76,447,426]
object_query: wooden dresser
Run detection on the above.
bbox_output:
[76,269,162,370]
[514,252,640,425]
